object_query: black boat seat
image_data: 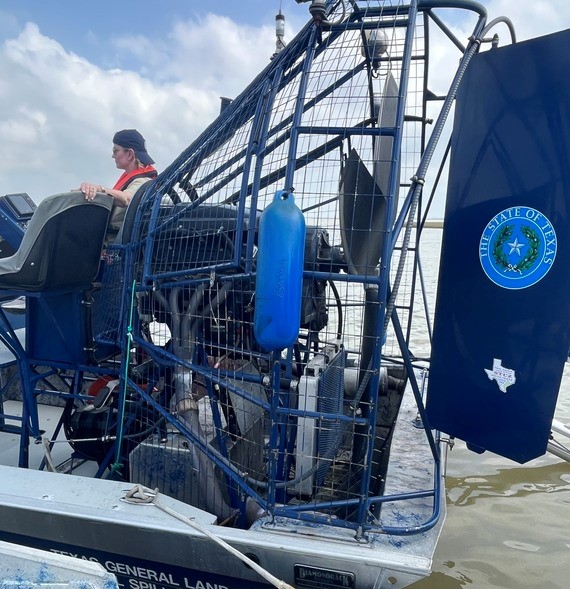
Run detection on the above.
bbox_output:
[0,191,112,292]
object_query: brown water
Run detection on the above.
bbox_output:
[410,229,570,589]
[413,439,570,588]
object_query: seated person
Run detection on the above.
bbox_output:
[78,129,157,243]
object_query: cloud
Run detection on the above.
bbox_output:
[0,16,276,201]
[112,14,277,96]
[0,2,567,205]
[489,0,567,40]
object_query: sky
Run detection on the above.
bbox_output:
[0,0,568,204]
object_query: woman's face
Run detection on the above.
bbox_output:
[112,144,135,170]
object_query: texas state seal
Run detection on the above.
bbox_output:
[479,206,557,290]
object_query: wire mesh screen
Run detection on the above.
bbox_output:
[100,0,469,536]
[92,245,126,348]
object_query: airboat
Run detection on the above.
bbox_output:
[1,2,569,588]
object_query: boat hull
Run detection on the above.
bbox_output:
[0,465,441,589]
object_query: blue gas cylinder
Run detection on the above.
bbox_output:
[254,190,306,351]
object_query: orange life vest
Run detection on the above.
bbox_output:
[113,165,157,191]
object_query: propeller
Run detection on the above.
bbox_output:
[339,71,399,277]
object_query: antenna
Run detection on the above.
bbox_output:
[272,9,286,58]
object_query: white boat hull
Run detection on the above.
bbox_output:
[0,463,443,589]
